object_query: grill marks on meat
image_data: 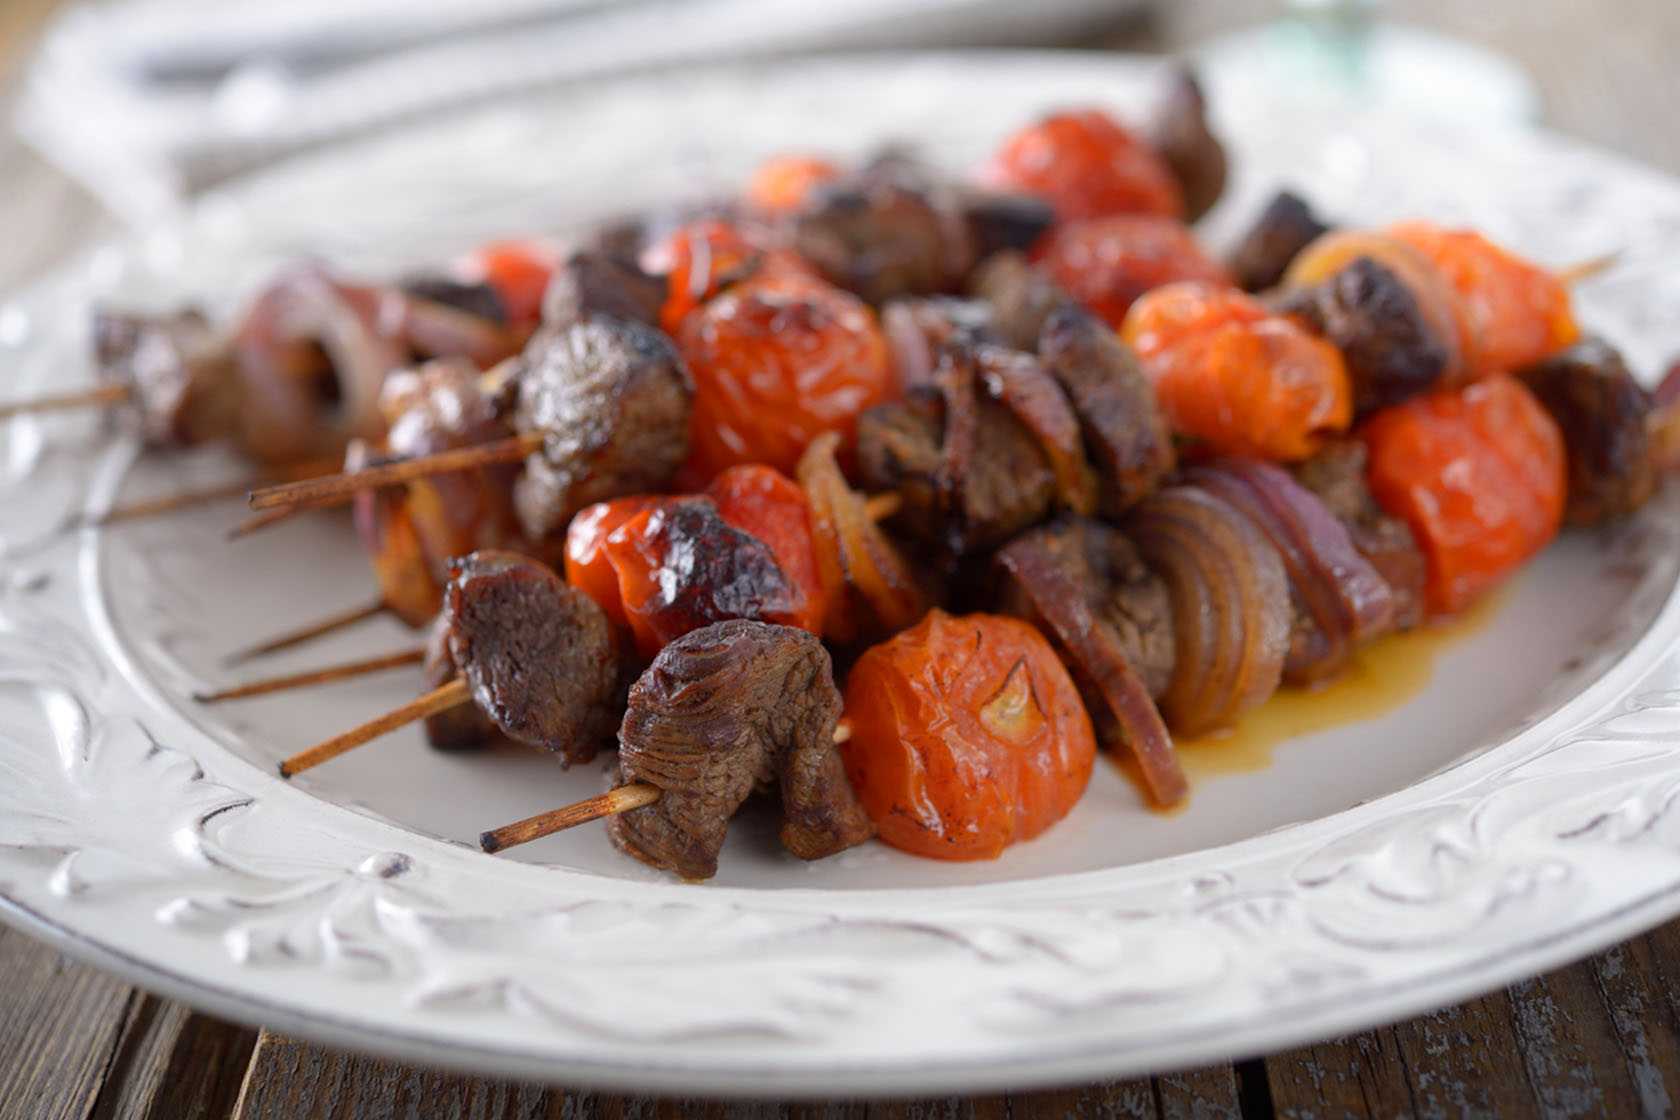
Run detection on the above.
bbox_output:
[541,250,668,331]
[968,251,1077,352]
[511,316,693,539]
[92,307,239,447]
[1228,190,1332,293]
[1147,67,1228,223]
[608,620,872,880]
[1519,337,1656,526]
[1292,439,1428,630]
[1038,306,1176,516]
[1275,256,1448,415]
[444,550,622,766]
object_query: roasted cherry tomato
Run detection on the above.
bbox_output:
[1386,221,1580,379]
[455,239,557,329]
[643,219,763,336]
[347,442,443,628]
[564,495,669,630]
[746,154,840,213]
[1362,375,1565,615]
[677,273,894,482]
[981,108,1182,222]
[1121,282,1352,461]
[1033,215,1229,328]
[706,465,827,634]
[842,610,1097,861]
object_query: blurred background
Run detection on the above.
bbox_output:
[1,0,1676,291]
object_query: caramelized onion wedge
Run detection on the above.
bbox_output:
[1124,486,1290,736]
[996,535,1187,807]
[976,345,1099,515]
[1186,458,1396,684]
[798,432,928,642]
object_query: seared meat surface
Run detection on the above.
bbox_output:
[1292,439,1428,630]
[1037,306,1175,516]
[608,619,873,880]
[541,249,667,331]
[422,613,501,751]
[962,192,1056,260]
[92,307,240,447]
[400,276,506,325]
[967,251,1076,352]
[444,550,622,766]
[1519,337,1656,526]
[1227,190,1331,293]
[882,296,997,391]
[511,316,693,539]
[1148,67,1228,223]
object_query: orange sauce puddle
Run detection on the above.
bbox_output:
[1151,588,1511,801]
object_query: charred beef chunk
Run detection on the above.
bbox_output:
[608,619,872,880]
[1275,256,1448,414]
[401,276,506,325]
[92,307,240,447]
[961,191,1056,259]
[995,516,1176,699]
[422,614,501,751]
[1227,190,1332,293]
[1292,439,1427,630]
[1518,337,1656,525]
[1147,67,1228,223]
[511,316,693,539]
[620,498,797,645]
[882,296,998,391]
[966,251,1077,352]
[444,550,622,766]
[790,153,975,305]
[857,346,1058,555]
[1038,306,1175,515]
[540,249,667,331]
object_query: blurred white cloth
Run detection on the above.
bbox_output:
[17,0,1137,224]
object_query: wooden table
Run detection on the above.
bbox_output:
[4,2,1680,1116]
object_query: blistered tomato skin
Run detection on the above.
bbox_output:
[1033,215,1229,328]
[746,154,841,213]
[982,108,1183,222]
[1121,282,1353,461]
[842,610,1097,861]
[456,240,557,329]
[706,465,827,635]
[677,274,894,482]
[643,219,763,337]
[564,495,668,629]
[1362,375,1566,616]
[1386,221,1580,379]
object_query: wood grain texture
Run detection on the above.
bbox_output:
[87,997,259,1120]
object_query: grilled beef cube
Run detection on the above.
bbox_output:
[882,296,998,391]
[790,153,975,305]
[422,614,500,751]
[1292,439,1427,630]
[444,550,622,766]
[541,249,667,332]
[619,498,797,649]
[1148,66,1228,223]
[608,619,873,880]
[1275,256,1448,414]
[1519,337,1656,526]
[511,316,692,539]
[962,191,1056,259]
[995,516,1175,700]
[1227,190,1331,293]
[966,251,1076,352]
[92,307,239,448]
[400,276,506,325]
[1038,306,1175,516]
[857,345,1060,556]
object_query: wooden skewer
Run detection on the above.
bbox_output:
[196,646,425,703]
[248,432,545,512]
[0,382,130,421]
[226,504,315,540]
[864,491,902,521]
[222,595,389,666]
[477,724,853,854]
[277,677,469,778]
[1556,251,1621,287]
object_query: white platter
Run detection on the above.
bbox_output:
[5,51,1680,1096]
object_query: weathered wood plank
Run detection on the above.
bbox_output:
[1506,960,1645,1118]
[1009,1079,1155,1119]
[1262,1028,1414,1119]
[0,922,136,1120]
[86,996,259,1120]
[1155,1065,1242,1120]
[1590,921,1680,1118]
[232,1029,553,1120]
[1388,990,1538,1119]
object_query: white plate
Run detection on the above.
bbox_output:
[5,51,1680,1096]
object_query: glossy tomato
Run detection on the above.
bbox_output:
[1034,215,1229,328]
[981,108,1182,222]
